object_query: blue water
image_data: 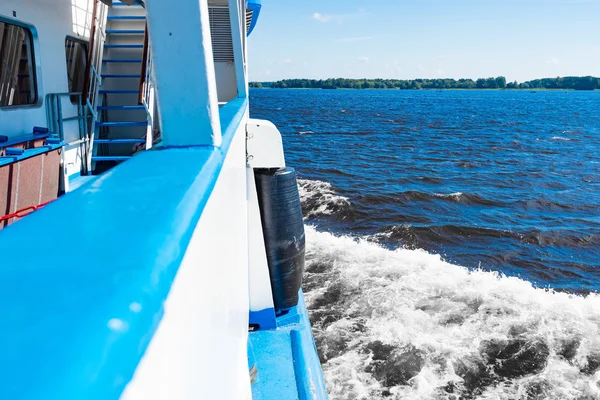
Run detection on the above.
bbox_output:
[251,89,600,294]
[250,89,600,399]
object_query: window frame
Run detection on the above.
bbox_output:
[0,17,39,110]
[64,36,89,105]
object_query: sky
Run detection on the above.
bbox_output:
[247,0,600,82]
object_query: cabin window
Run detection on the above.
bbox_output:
[0,21,37,107]
[65,38,88,104]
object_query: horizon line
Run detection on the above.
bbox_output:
[250,75,600,83]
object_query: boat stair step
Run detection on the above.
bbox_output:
[91,156,131,162]
[97,105,146,111]
[107,15,146,20]
[105,29,145,35]
[101,74,142,79]
[97,121,148,127]
[95,139,146,144]
[99,90,139,94]
[112,1,143,6]
[102,59,143,63]
[103,44,144,49]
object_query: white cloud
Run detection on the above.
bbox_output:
[359,56,370,63]
[313,10,370,24]
[264,69,272,76]
[313,12,332,23]
[547,56,561,65]
[337,35,377,43]
[284,58,293,64]
[417,64,425,71]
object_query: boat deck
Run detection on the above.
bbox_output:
[249,292,328,400]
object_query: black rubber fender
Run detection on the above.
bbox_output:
[254,167,305,311]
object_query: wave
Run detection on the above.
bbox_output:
[298,179,352,218]
[551,136,571,141]
[377,224,600,249]
[359,191,505,207]
[303,226,600,400]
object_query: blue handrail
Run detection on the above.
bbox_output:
[0,98,247,399]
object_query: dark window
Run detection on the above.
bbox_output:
[0,21,37,107]
[65,37,88,104]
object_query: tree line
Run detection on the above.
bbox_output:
[249,76,600,90]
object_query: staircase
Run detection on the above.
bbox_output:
[92,1,151,173]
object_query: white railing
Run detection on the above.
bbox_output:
[83,0,108,174]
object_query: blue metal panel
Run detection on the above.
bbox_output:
[107,16,146,20]
[0,98,247,399]
[96,121,147,127]
[246,0,262,36]
[0,142,66,167]
[105,29,145,35]
[0,131,51,148]
[103,44,144,49]
[95,139,147,144]
[249,308,277,330]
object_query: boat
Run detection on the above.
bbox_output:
[0,0,328,398]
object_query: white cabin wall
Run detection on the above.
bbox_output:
[215,62,238,103]
[0,0,87,134]
[0,0,94,177]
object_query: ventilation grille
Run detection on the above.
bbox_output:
[246,9,253,33]
[209,6,234,63]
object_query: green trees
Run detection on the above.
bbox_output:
[495,76,507,89]
[250,76,599,90]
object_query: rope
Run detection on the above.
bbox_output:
[0,200,55,223]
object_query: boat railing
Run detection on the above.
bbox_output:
[82,0,108,173]
[138,23,157,149]
[46,92,92,171]
[0,97,248,398]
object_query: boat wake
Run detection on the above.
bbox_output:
[298,179,352,218]
[303,226,600,400]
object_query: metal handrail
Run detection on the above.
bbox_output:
[137,21,156,150]
[138,22,150,106]
[45,92,93,173]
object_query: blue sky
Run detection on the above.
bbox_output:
[247,0,600,82]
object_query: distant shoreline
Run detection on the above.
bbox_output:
[249,87,598,91]
[249,76,600,91]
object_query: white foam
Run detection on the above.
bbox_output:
[433,192,464,201]
[298,179,351,217]
[551,136,571,141]
[303,226,600,399]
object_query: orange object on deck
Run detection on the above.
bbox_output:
[0,200,55,224]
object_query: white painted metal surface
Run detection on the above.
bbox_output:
[247,167,275,312]
[122,122,251,400]
[228,0,247,99]
[246,118,286,168]
[145,0,222,147]
[0,0,95,182]
[0,1,78,136]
